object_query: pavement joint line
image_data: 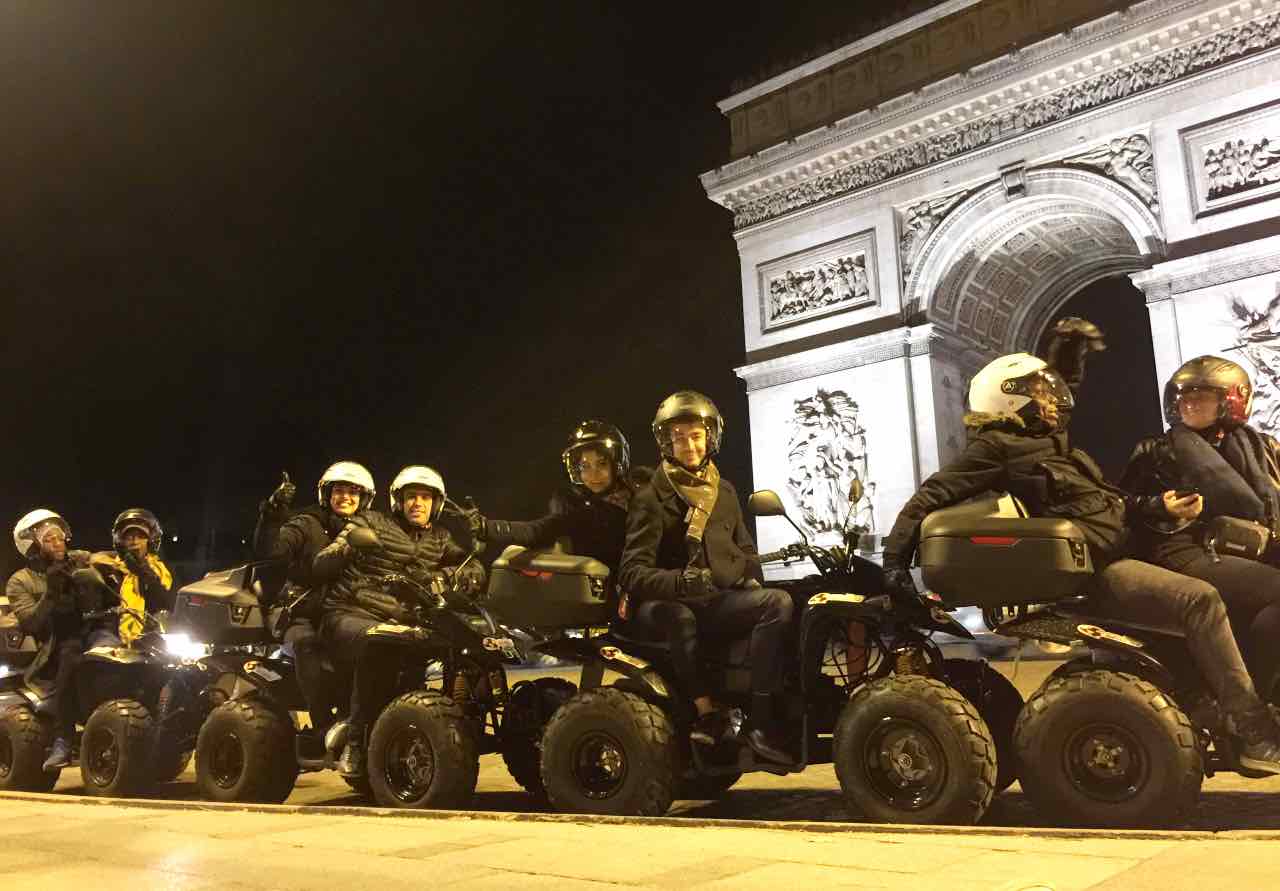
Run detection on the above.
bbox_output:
[5,790,1280,842]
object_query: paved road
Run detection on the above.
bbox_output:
[47,659,1280,829]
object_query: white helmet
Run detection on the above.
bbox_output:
[317,461,376,510]
[13,509,71,557]
[390,465,446,522]
[968,353,1073,419]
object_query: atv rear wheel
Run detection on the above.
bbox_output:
[367,690,478,809]
[80,699,155,797]
[834,675,997,824]
[501,677,577,800]
[1014,669,1203,828]
[195,698,298,803]
[0,706,59,792]
[944,658,1024,793]
[540,686,677,817]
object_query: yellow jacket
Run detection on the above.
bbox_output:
[94,553,173,644]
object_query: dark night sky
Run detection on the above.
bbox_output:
[0,2,1159,579]
[1,1,934,573]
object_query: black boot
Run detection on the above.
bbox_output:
[690,710,731,746]
[337,726,365,778]
[745,693,791,764]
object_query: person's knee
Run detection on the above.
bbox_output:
[666,604,698,642]
[1181,580,1228,625]
[760,588,793,623]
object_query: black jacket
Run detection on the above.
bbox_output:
[619,465,763,604]
[254,503,347,590]
[1119,425,1280,570]
[317,510,485,623]
[882,412,1141,568]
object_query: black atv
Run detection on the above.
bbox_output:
[0,600,219,797]
[916,491,1280,828]
[189,524,580,809]
[519,484,1005,824]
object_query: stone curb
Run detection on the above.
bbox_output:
[5,790,1280,841]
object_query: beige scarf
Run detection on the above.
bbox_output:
[663,460,720,545]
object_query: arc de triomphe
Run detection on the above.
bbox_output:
[701,0,1280,562]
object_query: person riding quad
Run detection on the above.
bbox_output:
[314,465,485,778]
[1121,356,1280,698]
[466,419,650,591]
[253,461,376,749]
[5,510,119,771]
[90,509,175,645]
[880,320,1280,775]
[618,390,795,763]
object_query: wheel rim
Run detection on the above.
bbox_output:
[208,732,246,790]
[382,724,437,804]
[84,727,120,788]
[0,730,13,780]
[1063,722,1150,803]
[862,716,948,812]
[570,730,628,801]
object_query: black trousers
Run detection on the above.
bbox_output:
[322,611,399,730]
[1089,558,1266,720]
[285,617,339,732]
[629,586,794,701]
[1172,553,1280,700]
[51,627,121,736]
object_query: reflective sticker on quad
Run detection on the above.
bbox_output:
[482,637,518,658]
[367,623,416,636]
[87,646,143,662]
[806,592,866,606]
[250,664,282,683]
[598,646,649,670]
[1076,624,1145,648]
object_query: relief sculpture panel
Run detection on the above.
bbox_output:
[786,388,876,536]
[1183,101,1280,217]
[758,231,878,333]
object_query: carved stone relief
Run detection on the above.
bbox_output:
[1227,288,1280,436]
[786,388,875,536]
[898,189,967,285]
[731,12,1280,229]
[758,231,878,333]
[1182,100,1280,217]
[1060,135,1158,213]
[1205,138,1280,199]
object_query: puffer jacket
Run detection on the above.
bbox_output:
[1120,424,1280,570]
[316,510,485,623]
[5,550,107,680]
[882,412,1157,569]
[254,502,348,590]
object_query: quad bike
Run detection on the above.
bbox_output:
[917,491,1280,828]
[518,481,1005,824]
[0,598,221,797]
[190,511,581,809]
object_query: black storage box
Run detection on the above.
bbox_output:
[170,563,274,646]
[485,546,611,629]
[918,494,1093,609]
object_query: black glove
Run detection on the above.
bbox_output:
[316,531,353,565]
[119,546,146,574]
[882,566,920,602]
[1042,316,1106,390]
[680,566,715,598]
[267,471,296,511]
[464,507,487,543]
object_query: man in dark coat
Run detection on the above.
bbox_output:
[619,391,794,763]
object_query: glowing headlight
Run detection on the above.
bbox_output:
[0,664,11,679]
[163,633,212,661]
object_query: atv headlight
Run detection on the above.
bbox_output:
[163,633,212,661]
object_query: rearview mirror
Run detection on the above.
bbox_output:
[848,477,864,504]
[747,490,787,517]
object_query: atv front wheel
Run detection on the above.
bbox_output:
[944,658,1024,793]
[0,706,59,792]
[195,698,298,803]
[1014,669,1202,828]
[367,690,478,809]
[80,699,155,797]
[540,686,677,817]
[834,675,996,824]
[501,677,577,800]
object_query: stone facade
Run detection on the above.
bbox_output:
[702,0,1280,565]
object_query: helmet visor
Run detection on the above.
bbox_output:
[1003,368,1074,412]
[565,443,616,486]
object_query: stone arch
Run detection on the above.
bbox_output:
[906,168,1164,358]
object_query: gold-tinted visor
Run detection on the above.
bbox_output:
[1003,368,1074,410]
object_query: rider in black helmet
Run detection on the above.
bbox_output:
[618,390,796,763]
[1121,355,1280,700]
[466,420,650,594]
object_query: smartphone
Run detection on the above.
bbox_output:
[1173,488,1200,499]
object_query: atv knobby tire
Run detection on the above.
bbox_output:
[944,658,1024,793]
[501,677,577,800]
[196,698,298,804]
[540,686,677,817]
[367,690,478,809]
[834,674,997,825]
[80,698,155,797]
[1013,669,1202,828]
[0,706,59,792]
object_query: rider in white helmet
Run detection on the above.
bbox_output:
[252,460,375,752]
[314,464,484,778]
[6,510,118,770]
[881,319,1280,776]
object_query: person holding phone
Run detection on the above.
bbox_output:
[1121,356,1280,698]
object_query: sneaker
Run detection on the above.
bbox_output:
[744,728,792,765]
[690,711,732,746]
[42,737,72,772]
[1234,708,1280,776]
[337,739,365,778]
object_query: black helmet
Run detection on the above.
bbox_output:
[1163,355,1253,429]
[562,420,631,490]
[652,390,724,466]
[112,508,163,553]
